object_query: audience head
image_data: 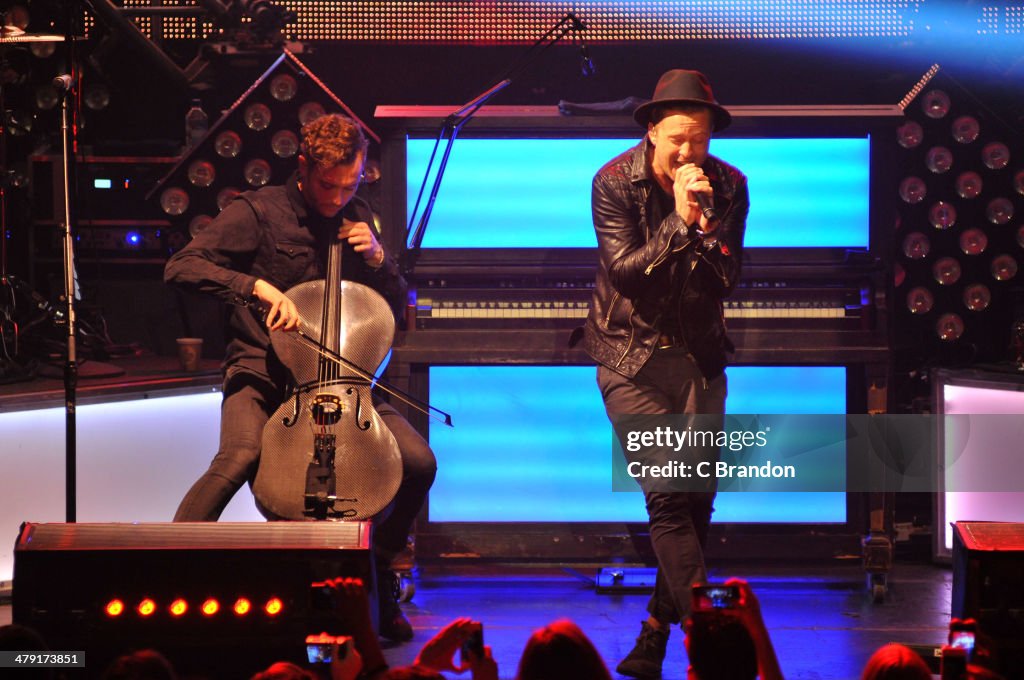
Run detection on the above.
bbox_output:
[860,644,932,680]
[515,619,612,680]
[686,613,758,680]
[101,649,177,680]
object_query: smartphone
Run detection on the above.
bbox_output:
[940,645,967,680]
[692,584,740,611]
[461,622,484,663]
[949,630,975,655]
[305,635,352,664]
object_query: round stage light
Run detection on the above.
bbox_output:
[264,597,284,616]
[936,313,964,341]
[169,599,188,617]
[921,89,950,119]
[137,598,157,617]
[925,146,953,174]
[34,85,59,111]
[899,176,926,204]
[215,131,243,158]
[159,187,190,216]
[298,102,325,126]
[986,198,1013,225]
[216,187,241,211]
[955,172,982,199]
[902,232,930,260]
[963,283,991,312]
[929,201,957,230]
[233,598,252,616]
[187,160,216,187]
[245,103,272,131]
[981,142,1010,170]
[30,41,56,59]
[933,257,962,285]
[959,228,988,256]
[906,287,934,315]
[244,159,272,187]
[270,74,298,102]
[84,84,111,111]
[897,121,924,149]
[201,598,220,616]
[991,254,1018,281]
[271,130,299,158]
[105,599,125,617]
[951,116,980,144]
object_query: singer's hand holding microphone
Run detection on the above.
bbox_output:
[673,162,717,236]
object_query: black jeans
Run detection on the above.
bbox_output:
[173,370,437,563]
[598,348,727,625]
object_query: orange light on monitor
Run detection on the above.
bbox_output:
[201,598,220,616]
[264,597,283,616]
[169,599,188,617]
[233,598,252,616]
[137,598,157,617]
[105,599,125,617]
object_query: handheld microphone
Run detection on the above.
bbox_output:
[695,193,717,221]
[52,74,73,91]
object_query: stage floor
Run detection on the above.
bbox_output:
[5,561,943,679]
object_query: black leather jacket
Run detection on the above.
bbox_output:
[582,139,749,381]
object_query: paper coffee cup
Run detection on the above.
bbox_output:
[176,337,203,372]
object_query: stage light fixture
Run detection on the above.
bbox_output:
[201,598,221,616]
[137,598,157,617]
[189,214,213,237]
[925,146,954,173]
[952,115,980,144]
[933,257,962,285]
[897,122,923,149]
[149,49,377,252]
[903,232,930,259]
[105,599,125,617]
[264,597,283,616]
[955,171,982,199]
[937,313,965,341]
[963,283,991,311]
[899,176,926,203]
[215,131,243,158]
[982,142,1010,169]
[233,598,252,615]
[929,201,957,229]
[169,598,188,617]
[986,197,1013,224]
[907,286,935,314]
[991,254,1018,281]
[960,228,988,255]
[922,89,951,118]
[84,84,111,111]
[34,84,59,111]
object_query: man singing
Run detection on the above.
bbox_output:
[582,70,749,678]
[164,113,434,642]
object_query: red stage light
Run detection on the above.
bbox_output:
[201,598,220,616]
[233,598,252,616]
[264,597,283,616]
[169,598,188,617]
[137,598,157,617]
[105,599,125,617]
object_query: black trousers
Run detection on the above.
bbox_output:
[598,348,727,625]
[173,371,437,563]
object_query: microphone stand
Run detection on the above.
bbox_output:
[59,1,80,524]
[402,12,588,275]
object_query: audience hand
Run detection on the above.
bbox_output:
[415,617,479,673]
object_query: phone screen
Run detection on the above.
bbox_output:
[461,623,484,662]
[949,630,975,654]
[306,643,332,664]
[693,585,740,610]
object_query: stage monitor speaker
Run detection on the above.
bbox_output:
[13,522,374,678]
[951,521,1024,675]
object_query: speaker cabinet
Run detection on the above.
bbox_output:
[13,522,374,678]
[951,521,1024,675]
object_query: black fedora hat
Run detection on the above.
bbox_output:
[633,69,732,131]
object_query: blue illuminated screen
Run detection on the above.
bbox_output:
[428,365,847,523]
[408,137,870,249]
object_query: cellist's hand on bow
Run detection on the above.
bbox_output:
[253,278,300,332]
[339,218,385,268]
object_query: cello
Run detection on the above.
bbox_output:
[253,227,403,521]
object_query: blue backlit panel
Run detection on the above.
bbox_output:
[428,365,847,523]
[408,137,870,249]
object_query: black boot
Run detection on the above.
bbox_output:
[616,620,669,679]
[377,569,413,642]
